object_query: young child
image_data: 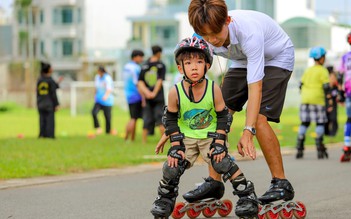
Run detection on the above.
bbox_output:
[150,36,258,218]
[296,46,331,159]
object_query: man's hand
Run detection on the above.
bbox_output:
[237,131,256,160]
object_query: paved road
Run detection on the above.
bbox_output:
[1,145,351,219]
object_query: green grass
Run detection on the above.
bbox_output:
[0,102,345,179]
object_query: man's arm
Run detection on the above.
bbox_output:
[151,79,163,97]
[237,80,262,160]
[137,81,153,99]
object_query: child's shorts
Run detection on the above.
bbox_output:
[184,137,229,168]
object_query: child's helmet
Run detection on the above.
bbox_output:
[174,36,213,67]
[347,32,351,45]
[309,46,327,59]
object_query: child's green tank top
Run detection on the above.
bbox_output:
[176,79,217,139]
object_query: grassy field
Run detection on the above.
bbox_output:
[0,102,345,179]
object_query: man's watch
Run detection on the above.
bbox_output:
[243,126,256,135]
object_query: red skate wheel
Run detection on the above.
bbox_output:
[172,202,186,219]
[217,199,233,217]
[340,154,351,162]
[258,205,266,219]
[279,208,293,219]
[187,208,201,219]
[293,201,307,219]
[202,204,216,218]
[265,206,279,219]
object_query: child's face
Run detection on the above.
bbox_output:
[178,56,209,83]
[200,16,230,47]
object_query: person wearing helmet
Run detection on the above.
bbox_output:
[295,46,331,159]
[339,32,351,162]
[188,0,296,211]
[150,36,258,219]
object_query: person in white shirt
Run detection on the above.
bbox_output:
[188,0,296,208]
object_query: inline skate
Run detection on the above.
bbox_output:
[316,137,328,159]
[295,135,305,159]
[258,178,307,219]
[151,179,179,219]
[172,177,233,219]
[340,146,351,162]
[232,178,259,219]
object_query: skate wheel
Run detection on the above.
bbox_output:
[258,205,266,219]
[172,202,186,219]
[340,154,351,162]
[265,206,279,219]
[187,208,201,219]
[292,201,307,219]
[279,208,293,219]
[202,204,216,218]
[217,199,233,217]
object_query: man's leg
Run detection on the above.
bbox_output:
[256,114,285,179]
[256,114,294,204]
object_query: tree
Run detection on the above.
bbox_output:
[15,0,33,108]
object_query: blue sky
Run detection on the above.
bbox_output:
[316,0,351,24]
[0,0,12,16]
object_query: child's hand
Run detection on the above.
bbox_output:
[155,133,169,154]
[208,148,226,163]
[167,145,185,168]
[167,150,185,168]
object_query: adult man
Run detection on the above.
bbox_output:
[138,45,166,143]
[188,0,295,204]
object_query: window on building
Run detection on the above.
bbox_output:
[62,39,73,56]
[77,8,82,23]
[53,7,74,25]
[40,41,45,56]
[62,7,73,24]
[154,25,177,47]
[17,10,24,24]
[40,10,44,23]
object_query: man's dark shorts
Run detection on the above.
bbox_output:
[128,101,142,119]
[143,99,165,129]
[221,66,292,123]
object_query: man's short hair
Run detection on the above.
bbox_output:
[152,45,162,55]
[131,50,144,59]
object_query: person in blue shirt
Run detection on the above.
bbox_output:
[92,65,114,135]
[123,50,145,141]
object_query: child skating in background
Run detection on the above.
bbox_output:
[295,46,331,159]
[339,32,351,162]
[150,36,258,219]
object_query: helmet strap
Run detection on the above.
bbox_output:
[182,63,207,102]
